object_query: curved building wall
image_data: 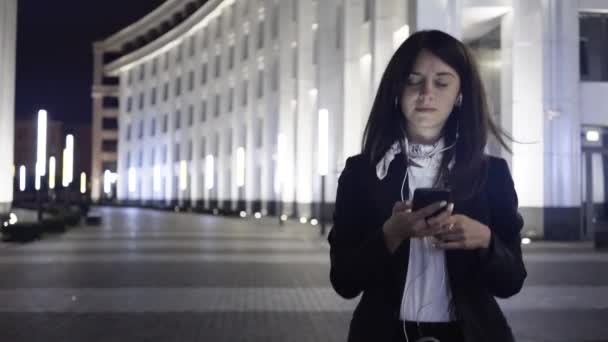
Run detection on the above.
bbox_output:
[0,0,17,213]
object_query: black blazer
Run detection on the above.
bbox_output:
[328,153,527,342]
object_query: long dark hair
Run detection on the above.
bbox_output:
[361,30,512,200]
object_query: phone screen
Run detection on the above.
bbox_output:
[412,188,451,218]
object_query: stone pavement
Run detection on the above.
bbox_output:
[0,207,606,341]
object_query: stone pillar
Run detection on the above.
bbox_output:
[0,0,17,214]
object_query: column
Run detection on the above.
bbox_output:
[0,0,17,213]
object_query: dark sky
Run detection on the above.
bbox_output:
[15,0,166,124]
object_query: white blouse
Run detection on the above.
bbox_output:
[376,139,455,322]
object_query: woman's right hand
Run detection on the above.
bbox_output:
[382,200,452,253]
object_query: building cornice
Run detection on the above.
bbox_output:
[104,0,229,76]
[100,0,191,52]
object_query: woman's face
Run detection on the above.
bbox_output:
[400,49,461,141]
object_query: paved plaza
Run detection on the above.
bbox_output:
[0,207,607,341]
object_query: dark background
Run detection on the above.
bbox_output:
[15,0,166,124]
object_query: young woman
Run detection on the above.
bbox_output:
[328,30,526,342]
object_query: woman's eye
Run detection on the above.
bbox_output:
[436,82,449,88]
[407,75,422,85]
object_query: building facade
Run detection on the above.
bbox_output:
[0,0,17,214]
[96,0,608,240]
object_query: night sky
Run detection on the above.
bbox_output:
[15,0,166,124]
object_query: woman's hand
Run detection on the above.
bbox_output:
[382,200,451,253]
[427,212,492,250]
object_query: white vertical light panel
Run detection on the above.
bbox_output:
[153,166,161,192]
[19,166,25,191]
[80,172,86,194]
[36,110,47,176]
[179,160,188,191]
[48,156,56,189]
[104,169,112,194]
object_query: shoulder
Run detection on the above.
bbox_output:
[339,154,375,185]
[486,155,512,183]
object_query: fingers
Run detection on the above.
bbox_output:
[426,203,454,232]
[392,200,412,215]
[413,201,448,221]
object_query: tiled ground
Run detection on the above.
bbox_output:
[0,207,607,341]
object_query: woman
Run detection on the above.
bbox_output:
[328,30,526,342]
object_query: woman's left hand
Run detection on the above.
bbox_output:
[427,213,492,250]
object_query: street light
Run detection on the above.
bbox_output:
[318,108,329,236]
[49,156,56,190]
[80,172,86,194]
[276,134,286,226]
[36,110,48,222]
[19,166,26,192]
[62,134,74,187]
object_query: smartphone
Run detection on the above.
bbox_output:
[412,188,451,219]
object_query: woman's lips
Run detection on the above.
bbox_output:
[415,107,437,112]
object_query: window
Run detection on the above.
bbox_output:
[102,140,118,152]
[163,83,169,101]
[151,118,156,136]
[127,70,133,85]
[271,60,279,91]
[139,93,145,110]
[139,64,145,81]
[174,143,180,162]
[242,34,249,60]
[214,132,220,156]
[201,137,207,158]
[126,152,131,168]
[102,118,118,130]
[256,117,263,147]
[188,140,193,160]
[138,120,144,139]
[580,13,608,81]
[138,150,143,168]
[239,123,247,146]
[257,69,264,98]
[189,36,196,56]
[202,27,209,49]
[214,94,220,117]
[201,100,207,122]
[152,58,158,76]
[242,79,248,106]
[271,4,279,40]
[150,148,155,166]
[201,63,208,85]
[229,44,235,70]
[176,44,183,63]
[175,77,182,96]
[163,145,168,164]
[312,29,318,65]
[214,54,221,78]
[228,87,234,112]
[188,70,194,91]
[257,20,265,49]
[175,110,181,130]
[163,114,168,133]
[216,14,223,39]
[292,46,298,78]
[164,52,169,70]
[292,0,297,21]
[364,0,372,22]
[336,4,343,49]
[188,105,194,127]
[230,3,236,27]
[102,97,119,109]
[126,124,132,141]
[150,88,157,105]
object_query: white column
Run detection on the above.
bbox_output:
[512,0,544,210]
[342,0,365,163]
[295,0,315,217]
[0,0,17,213]
[542,0,581,208]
